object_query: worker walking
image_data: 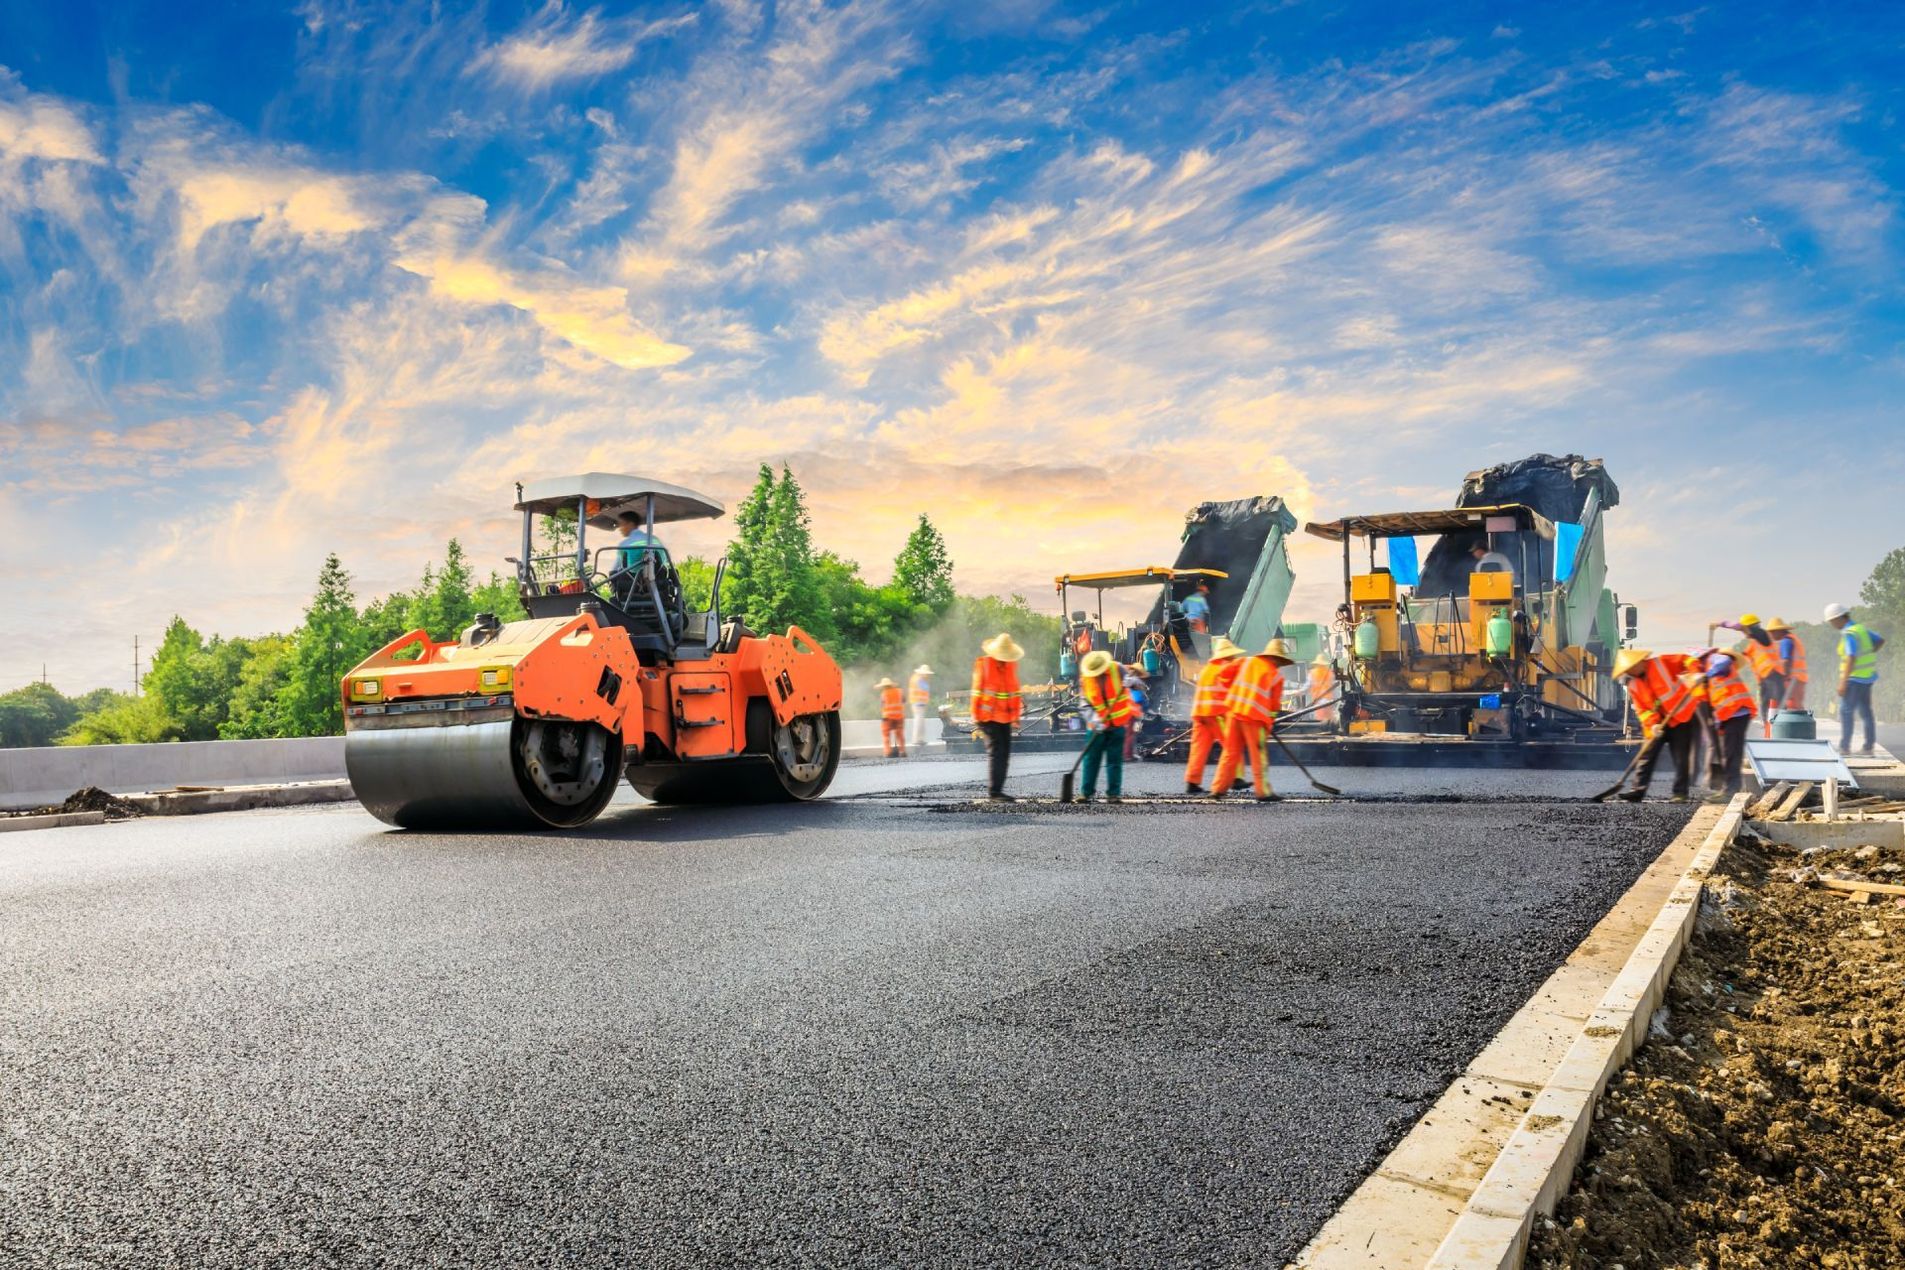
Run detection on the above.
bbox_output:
[1826,603,1886,755]
[1307,656,1335,724]
[1611,649,1705,802]
[1719,614,1786,737]
[908,664,934,749]
[1123,666,1149,761]
[1077,650,1138,802]
[1212,638,1296,802]
[876,678,907,758]
[1701,651,1756,797]
[1766,618,1806,711]
[972,633,1025,801]
[1185,637,1246,793]
[1182,582,1213,634]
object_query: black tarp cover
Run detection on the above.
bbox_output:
[1416,454,1619,597]
[1144,496,1297,631]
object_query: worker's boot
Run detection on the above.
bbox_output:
[1617,789,1646,803]
[987,792,1016,803]
[1256,788,1281,803]
[1184,782,1205,795]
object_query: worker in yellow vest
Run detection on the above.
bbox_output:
[1826,603,1886,755]
[972,633,1025,800]
[1701,652,1756,797]
[876,677,907,758]
[907,664,934,748]
[1212,638,1295,802]
[1184,637,1246,794]
[1078,650,1138,802]
[1764,618,1806,711]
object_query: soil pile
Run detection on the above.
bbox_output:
[1528,830,1905,1268]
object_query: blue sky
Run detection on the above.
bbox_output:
[2,0,1902,689]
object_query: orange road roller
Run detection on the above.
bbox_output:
[342,474,844,829]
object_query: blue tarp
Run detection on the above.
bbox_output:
[1555,521,1584,583]
[1387,535,1420,586]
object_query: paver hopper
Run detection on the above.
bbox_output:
[342,474,843,829]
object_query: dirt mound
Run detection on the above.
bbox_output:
[54,786,144,819]
[1528,832,1905,1268]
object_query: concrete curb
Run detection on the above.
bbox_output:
[126,781,359,816]
[1424,793,1747,1269]
[0,810,108,834]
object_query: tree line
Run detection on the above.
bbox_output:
[0,464,1061,747]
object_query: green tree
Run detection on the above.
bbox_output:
[723,465,833,637]
[141,617,239,741]
[722,464,777,625]
[404,540,477,640]
[892,514,955,616]
[0,682,81,748]
[471,570,528,623]
[275,554,370,737]
[219,635,293,739]
[676,555,717,611]
[60,693,183,745]
[1859,546,1905,616]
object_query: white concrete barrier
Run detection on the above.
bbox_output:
[0,737,347,810]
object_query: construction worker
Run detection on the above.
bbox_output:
[1212,638,1295,802]
[1077,650,1138,802]
[1825,603,1886,755]
[1766,618,1807,711]
[908,664,934,748]
[876,678,907,758]
[1701,651,1756,797]
[1185,636,1246,793]
[972,632,1025,801]
[1124,666,1149,761]
[1307,656,1334,725]
[1611,648,1705,802]
[1182,583,1213,634]
[1718,614,1785,737]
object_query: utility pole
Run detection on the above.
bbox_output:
[133,636,140,696]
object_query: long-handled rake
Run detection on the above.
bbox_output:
[1269,725,1342,797]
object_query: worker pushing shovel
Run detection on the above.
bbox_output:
[1594,648,1710,803]
[1210,638,1296,803]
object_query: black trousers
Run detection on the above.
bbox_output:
[1635,719,1698,797]
[978,722,1013,796]
[1758,672,1786,722]
[1713,713,1752,794]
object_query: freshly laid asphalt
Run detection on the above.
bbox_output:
[1,754,1694,1268]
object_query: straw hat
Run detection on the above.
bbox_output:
[1764,618,1789,633]
[1208,636,1245,661]
[1124,663,1147,680]
[1611,648,1651,680]
[981,632,1025,662]
[1312,656,1331,669]
[874,677,896,688]
[914,664,933,675]
[1738,612,1762,627]
[1079,649,1116,678]
[1261,638,1296,665]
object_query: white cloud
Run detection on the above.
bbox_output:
[0,93,101,164]
[478,3,695,91]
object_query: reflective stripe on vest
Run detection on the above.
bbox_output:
[971,657,1024,724]
[1843,624,1880,682]
[909,675,932,705]
[1783,634,1807,683]
[1082,664,1137,727]
[880,687,905,720]
[1705,666,1755,722]
[1740,638,1781,681]
[1627,656,1698,729]
[1226,657,1285,724]
[1192,660,1242,719]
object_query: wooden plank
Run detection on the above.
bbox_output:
[1821,877,1905,898]
[1768,782,1814,822]
[1746,781,1792,819]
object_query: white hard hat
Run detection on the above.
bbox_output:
[1823,602,1850,622]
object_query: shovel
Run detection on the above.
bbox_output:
[1592,732,1660,802]
[1270,725,1342,796]
[1059,729,1106,804]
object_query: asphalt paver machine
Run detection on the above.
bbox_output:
[343,473,843,829]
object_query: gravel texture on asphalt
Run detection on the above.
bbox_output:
[0,757,1692,1268]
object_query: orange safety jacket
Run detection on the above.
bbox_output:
[1738,637,1782,682]
[1780,633,1808,684]
[1226,656,1286,724]
[1703,659,1756,723]
[1081,664,1138,728]
[880,685,905,721]
[1626,653,1701,734]
[971,657,1023,724]
[908,674,932,705]
[1192,659,1243,719]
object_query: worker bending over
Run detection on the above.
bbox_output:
[908,664,934,748]
[1766,618,1806,711]
[1719,614,1785,737]
[876,677,907,758]
[1184,637,1245,794]
[1826,603,1886,756]
[1077,650,1138,803]
[1611,649,1705,802]
[1212,638,1295,802]
[1701,652,1756,797]
[972,633,1025,801]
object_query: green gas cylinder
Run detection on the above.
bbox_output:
[1141,647,1162,676]
[1485,612,1514,657]
[1770,709,1816,740]
[1353,618,1381,659]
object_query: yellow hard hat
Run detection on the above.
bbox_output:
[1262,638,1296,664]
[1764,618,1789,633]
[1207,636,1245,661]
[1080,649,1117,678]
[1738,612,1762,627]
[1611,648,1652,679]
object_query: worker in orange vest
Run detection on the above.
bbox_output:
[1185,637,1246,794]
[907,664,935,748]
[1718,613,1786,737]
[1212,638,1295,802]
[972,632,1025,801]
[876,677,907,758]
[1307,656,1335,725]
[1765,618,1806,712]
[1611,649,1706,802]
[1700,651,1756,797]
[1077,650,1138,802]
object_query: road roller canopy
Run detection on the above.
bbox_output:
[515,473,726,529]
[1053,567,1229,591]
[1303,504,1556,542]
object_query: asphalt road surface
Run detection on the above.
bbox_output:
[3,755,1694,1268]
